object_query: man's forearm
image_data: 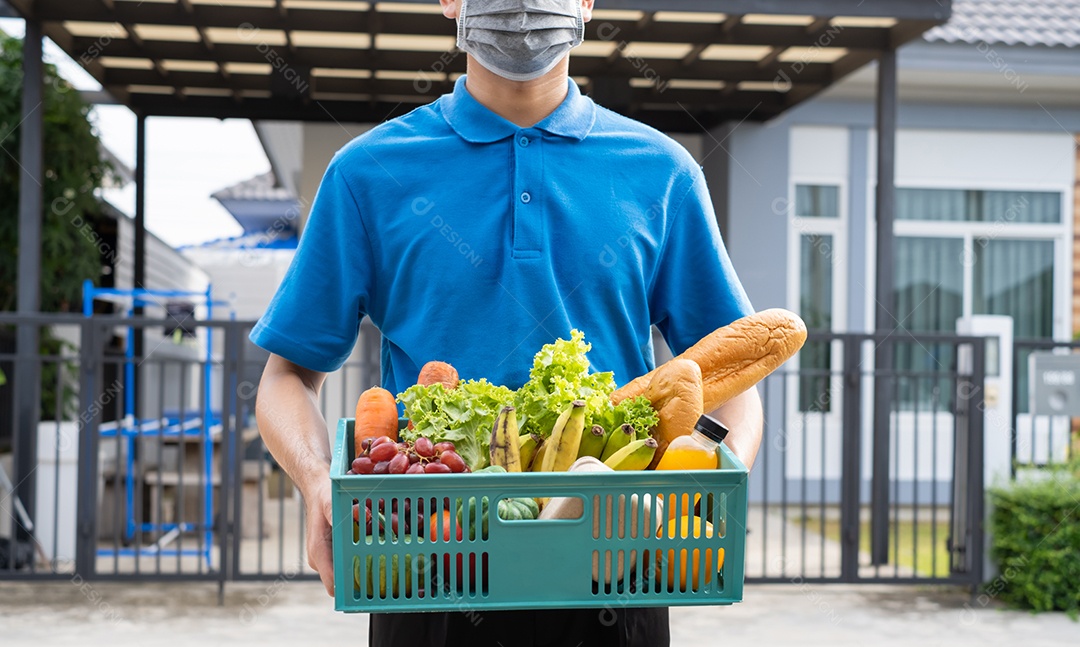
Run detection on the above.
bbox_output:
[256,356,332,495]
[709,386,763,470]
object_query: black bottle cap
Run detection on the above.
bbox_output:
[695,414,729,443]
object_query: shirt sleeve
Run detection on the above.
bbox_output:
[249,163,374,373]
[649,167,754,355]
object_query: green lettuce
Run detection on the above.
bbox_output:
[397,330,660,467]
[514,330,659,439]
[397,379,514,471]
[598,395,662,442]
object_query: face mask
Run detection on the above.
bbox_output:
[457,0,585,82]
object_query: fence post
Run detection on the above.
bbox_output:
[217,322,241,597]
[839,336,863,582]
[870,335,891,566]
[969,338,986,589]
[231,322,246,584]
[75,320,102,577]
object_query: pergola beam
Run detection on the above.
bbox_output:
[82,39,840,82]
[120,92,785,129]
[32,2,895,50]
[35,0,951,22]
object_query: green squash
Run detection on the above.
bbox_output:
[497,497,539,521]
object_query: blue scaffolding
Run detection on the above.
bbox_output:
[83,281,228,567]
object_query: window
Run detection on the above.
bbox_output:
[893,237,963,410]
[892,187,1064,410]
[972,239,1054,338]
[800,234,833,411]
[796,185,839,219]
[793,184,843,412]
[894,237,963,335]
[897,189,1061,223]
[974,238,1055,410]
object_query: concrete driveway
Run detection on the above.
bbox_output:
[1,580,1075,646]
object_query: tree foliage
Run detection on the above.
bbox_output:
[0,32,112,313]
[1,32,115,419]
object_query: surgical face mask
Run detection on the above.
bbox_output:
[457,0,585,82]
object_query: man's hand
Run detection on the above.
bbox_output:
[302,477,336,596]
[255,354,336,595]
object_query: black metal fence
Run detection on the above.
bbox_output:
[0,314,379,586]
[0,316,987,591]
[746,332,986,586]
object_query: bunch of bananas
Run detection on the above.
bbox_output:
[489,404,613,473]
[489,400,660,473]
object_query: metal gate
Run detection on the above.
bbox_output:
[745,331,986,586]
[1,317,985,589]
[0,314,379,586]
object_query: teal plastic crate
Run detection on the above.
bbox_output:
[330,418,748,613]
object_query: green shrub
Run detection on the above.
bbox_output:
[989,473,1080,616]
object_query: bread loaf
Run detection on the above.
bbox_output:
[642,359,703,469]
[614,309,807,411]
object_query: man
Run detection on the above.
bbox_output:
[252,0,764,645]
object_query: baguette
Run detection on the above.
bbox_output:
[613,309,807,411]
[642,359,703,469]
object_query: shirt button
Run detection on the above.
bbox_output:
[518,136,530,148]
[520,192,532,204]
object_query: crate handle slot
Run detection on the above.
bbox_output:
[491,495,585,523]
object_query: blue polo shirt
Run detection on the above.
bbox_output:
[250,76,752,395]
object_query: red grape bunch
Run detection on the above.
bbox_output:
[346,435,469,476]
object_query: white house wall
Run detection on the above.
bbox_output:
[790,126,849,180]
[180,248,295,322]
[299,122,375,227]
[894,129,1076,189]
[254,121,304,197]
[111,216,211,421]
[115,216,211,297]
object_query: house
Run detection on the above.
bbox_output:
[713,0,1080,482]
[179,171,299,322]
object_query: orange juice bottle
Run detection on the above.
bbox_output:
[655,415,729,471]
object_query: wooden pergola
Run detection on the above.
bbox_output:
[8,0,949,128]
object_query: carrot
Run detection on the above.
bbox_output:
[417,361,459,390]
[355,386,398,456]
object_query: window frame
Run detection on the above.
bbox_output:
[788,178,848,415]
[891,183,1070,340]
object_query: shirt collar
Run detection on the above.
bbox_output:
[441,75,596,143]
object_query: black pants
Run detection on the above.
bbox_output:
[369,607,669,647]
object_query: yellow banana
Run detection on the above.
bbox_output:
[577,425,608,459]
[518,432,542,471]
[534,405,571,472]
[600,423,634,462]
[490,406,522,472]
[529,442,549,472]
[540,400,586,472]
[604,437,658,471]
